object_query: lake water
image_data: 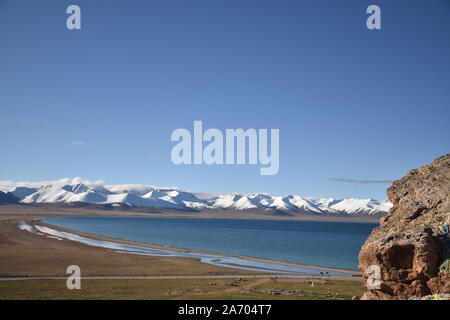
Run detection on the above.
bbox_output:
[44,216,377,271]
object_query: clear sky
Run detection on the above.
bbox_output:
[0,0,449,200]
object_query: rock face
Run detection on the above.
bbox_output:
[359,154,450,300]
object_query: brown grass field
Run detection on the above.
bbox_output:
[0,278,365,300]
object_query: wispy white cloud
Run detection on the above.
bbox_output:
[329,178,393,184]
[0,180,15,188]
[72,141,85,147]
[0,178,106,190]
[0,180,16,192]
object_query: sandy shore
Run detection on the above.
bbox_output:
[0,217,256,278]
[0,206,364,279]
[32,218,360,276]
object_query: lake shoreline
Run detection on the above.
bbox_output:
[34,217,361,275]
[0,206,372,277]
[0,204,383,223]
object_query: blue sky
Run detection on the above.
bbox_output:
[0,0,449,200]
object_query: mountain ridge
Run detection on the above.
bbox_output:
[1,177,392,216]
[0,191,19,205]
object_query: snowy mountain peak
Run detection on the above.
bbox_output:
[2,178,392,216]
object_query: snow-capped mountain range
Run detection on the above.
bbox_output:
[0,178,392,216]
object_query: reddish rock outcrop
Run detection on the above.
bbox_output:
[359,154,450,300]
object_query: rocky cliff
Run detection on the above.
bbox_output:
[359,154,450,299]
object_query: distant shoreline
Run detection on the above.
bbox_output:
[33,218,360,276]
[0,205,376,275]
[0,204,383,223]
[0,205,378,276]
